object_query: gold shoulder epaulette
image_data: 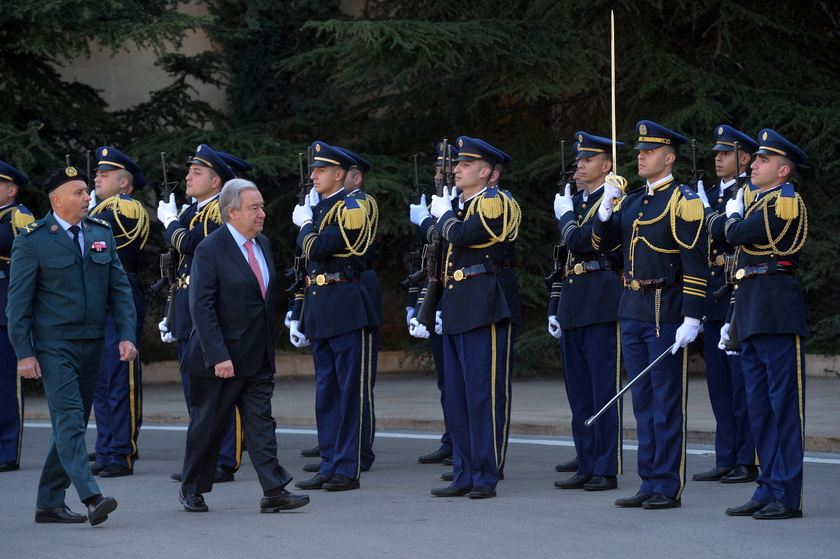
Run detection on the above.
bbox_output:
[11,208,35,231]
[676,184,704,222]
[19,220,43,235]
[87,217,111,228]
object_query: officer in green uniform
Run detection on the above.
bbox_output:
[6,166,137,526]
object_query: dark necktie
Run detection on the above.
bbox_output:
[69,225,82,254]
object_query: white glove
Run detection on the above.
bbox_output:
[718,322,740,355]
[548,315,562,339]
[598,180,622,221]
[409,318,430,339]
[292,203,313,227]
[430,186,455,218]
[695,179,709,208]
[88,192,97,211]
[671,317,702,354]
[434,310,443,335]
[554,184,574,220]
[284,310,292,329]
[289,320,310,348]
[405,306,415,326]
[409,194,431,225]
[157,193,178,227]
[181,203,191,212]
[308,187,320,208]
[725,187,744,218]
[158,318,175,343]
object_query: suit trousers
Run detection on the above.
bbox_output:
[741,334,805,511]
[621,319,687,500]
[443,321,515,491]
[177,339,243,472]
[182,367,291,495]
[34,338,103,508]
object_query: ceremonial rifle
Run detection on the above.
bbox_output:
[401,153,428,289]
[415,139,451,329]
[544,139,573,288]
[286,149,313,299]
[151,153,182,332]
[689,138,704,192]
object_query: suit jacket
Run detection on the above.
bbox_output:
[6,212,136,359]
[182,225,276,378]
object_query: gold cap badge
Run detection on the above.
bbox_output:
[65,167,77,177]
[718,127,723,135]
[102,148,109,156]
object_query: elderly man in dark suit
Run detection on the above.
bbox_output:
[178,178,309,514]
[7,166,136,526]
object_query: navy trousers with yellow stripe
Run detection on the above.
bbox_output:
[740,334,805,511]
[93,313,143,469]
[443,321,514,492]
[560,322,622,477]
[313,328,373,480]
[0,326,23,466]
[621,319,686,500]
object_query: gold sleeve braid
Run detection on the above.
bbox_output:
[89,195,150,250]
[318,198,377,257]
[739,191,807,256]
[463,191,521,249]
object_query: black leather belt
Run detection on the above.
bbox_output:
[622,274,682,294]
[734,262,796,282]
[564,260,614,278]
[305,271,355,287]
[445,262,501,282]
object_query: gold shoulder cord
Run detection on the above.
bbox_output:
[190,199,222,237]
[319,198,377,257]
[740,191,808,256]
[89,195,150,250]
[464,191,521,249]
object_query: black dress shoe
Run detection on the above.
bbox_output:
[418,449,453,464]
[615,491,652,508]
[725,499,766,516]
[170,472,182,482]
[322,474,360,492]
[0,461,19,472]
[692,466,733,481]
[431,484,471,497]
[178,488,208,513]
[99,464,133,478]
[295,474,331,490]
[90,461,107,476]
[554,474,592,489]
[260,490,311,512]
[584,475,618,491]
[442,456,453,466]
[468,487,496,499]
[752,500,803,520]
[721,464,759,484]
[300,445,320,458]
[441,471,454,482]
[87,452,97,462]
[302,461,322,473]
[35,504,87,524]
[214,465,236,483]
[555,457,579,472]
[86,494,118,525]
[642,493,681,509]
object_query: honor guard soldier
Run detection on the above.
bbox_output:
[692,126,759,484]
[551,132,624,491]
[290,141,380,492]
[7,166,137,525]
[337,147,380,472]
[87,147,150,478]
[0,160,34,473]
[409,142,458,468]
[594,121,708,509]
[427,136,522,499]
[156,144,244,483]
[722,129,809,520]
